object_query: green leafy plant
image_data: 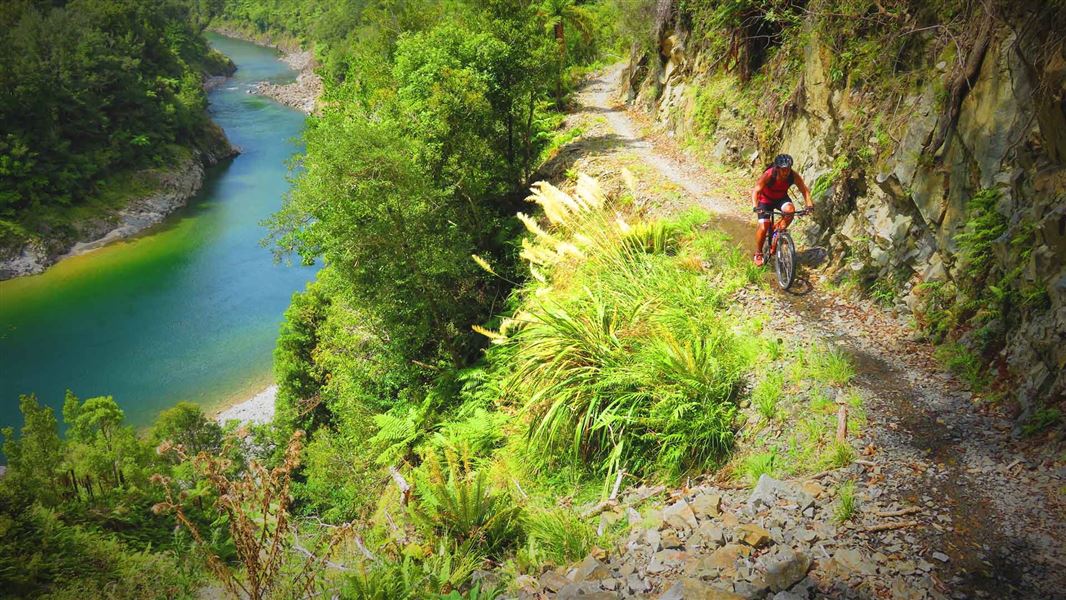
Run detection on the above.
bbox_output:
[1022,408,1062,437]
[740,451,778,484]
[804,346,856,387]
[824,441,855,469]
[523,507,597,566]
[409,454,523,558]
[753,372,784,420]
[834,480,858,523]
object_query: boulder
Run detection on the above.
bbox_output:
[648,549,686,574]
[692,493,723,519]
[737,524,772,548]
[573,555,610,582]
[756,550,812,592]
[663,498,700,531]
[660,578,745,600]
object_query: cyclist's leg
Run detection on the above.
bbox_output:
[778,198,796,230]
[755,203,772,265]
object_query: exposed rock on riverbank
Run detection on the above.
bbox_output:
[215,385,277,426]
[250,49,322,114]
[207,26,322,114]
[0,130,238,280]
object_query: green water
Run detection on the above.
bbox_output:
[0,34,316,432]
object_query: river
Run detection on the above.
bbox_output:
[0,34,316,433]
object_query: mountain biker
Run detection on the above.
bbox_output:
[752,154,813,266]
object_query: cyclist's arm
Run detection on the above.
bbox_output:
[751,171,771,208]
[793,172,813,209]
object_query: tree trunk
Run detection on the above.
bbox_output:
[523,87,535,183]
[555,21,566,107]
[923,16,994,159]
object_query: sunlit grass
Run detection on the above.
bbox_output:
[753,372,784,420]
[834,480,858,523]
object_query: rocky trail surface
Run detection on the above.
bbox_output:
[518,66,1066,600]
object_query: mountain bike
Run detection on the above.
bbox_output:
[755,207,809,290]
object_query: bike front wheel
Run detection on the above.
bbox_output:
[775,233,796,289]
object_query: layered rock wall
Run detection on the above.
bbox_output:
[621,20,1065,421]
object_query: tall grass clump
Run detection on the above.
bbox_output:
[803,345,856,387]
[834,480,858,523]
[522,507,597,566]
[753,372,784,420]
[476,175,755,485]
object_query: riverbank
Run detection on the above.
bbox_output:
[207,25,322,114]
[214,384,277,426]
[0,128,238,280]
[250,49,321,114]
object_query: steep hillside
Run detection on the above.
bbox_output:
[616,0,1065,427]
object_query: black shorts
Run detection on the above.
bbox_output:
[757,197,794,221]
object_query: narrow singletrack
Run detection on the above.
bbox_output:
[566,65,1066,599]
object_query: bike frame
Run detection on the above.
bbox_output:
[756,207,808,289]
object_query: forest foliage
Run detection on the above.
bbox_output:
[0,1,874,597]
[0,0,235,250]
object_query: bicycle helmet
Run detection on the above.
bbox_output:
[773,154,794,169]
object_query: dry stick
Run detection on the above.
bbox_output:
[354,535,377,562]
[855,459,877,467]
[610,470,625,500]
[512,477,529,500]
[580,499,619,519]
[875,506,922,518]
[865,520,920,532]
[836,404,848,443]
[389,466,412,505]
[291,531,352,572]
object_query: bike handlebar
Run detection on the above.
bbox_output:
[753,207,811,216]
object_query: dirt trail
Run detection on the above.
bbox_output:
[565,66,1066,599]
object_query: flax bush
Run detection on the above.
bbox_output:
[477,176,754,485]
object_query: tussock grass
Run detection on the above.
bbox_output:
[481,177,756,486]
[522,507,597,566]
[803,345,857,387]
[740,451,778,484]
[824,441,856,469]
[834,480,858,523]
[753,372,784,420]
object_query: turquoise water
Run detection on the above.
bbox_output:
[0,34,316,432]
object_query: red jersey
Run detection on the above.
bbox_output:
[758,168,793,202]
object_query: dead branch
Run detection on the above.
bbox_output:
[874,506,922,518]
[512,477,529,500]
[354,535,377,562]
[580,499,619,519]
[836,404,848,443]
[865,520,920,532]
[291,531,352,572]
[610,470,625,500]
[389,466,412,505]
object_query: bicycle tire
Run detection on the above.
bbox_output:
[776,232,796,289]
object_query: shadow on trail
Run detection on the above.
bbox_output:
[785,276,813,295]
[537,133,632,180]
[798,246,828,267]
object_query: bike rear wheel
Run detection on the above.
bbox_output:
[775,232,796,289]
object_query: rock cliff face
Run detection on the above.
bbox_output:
[621,17,1065,422]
